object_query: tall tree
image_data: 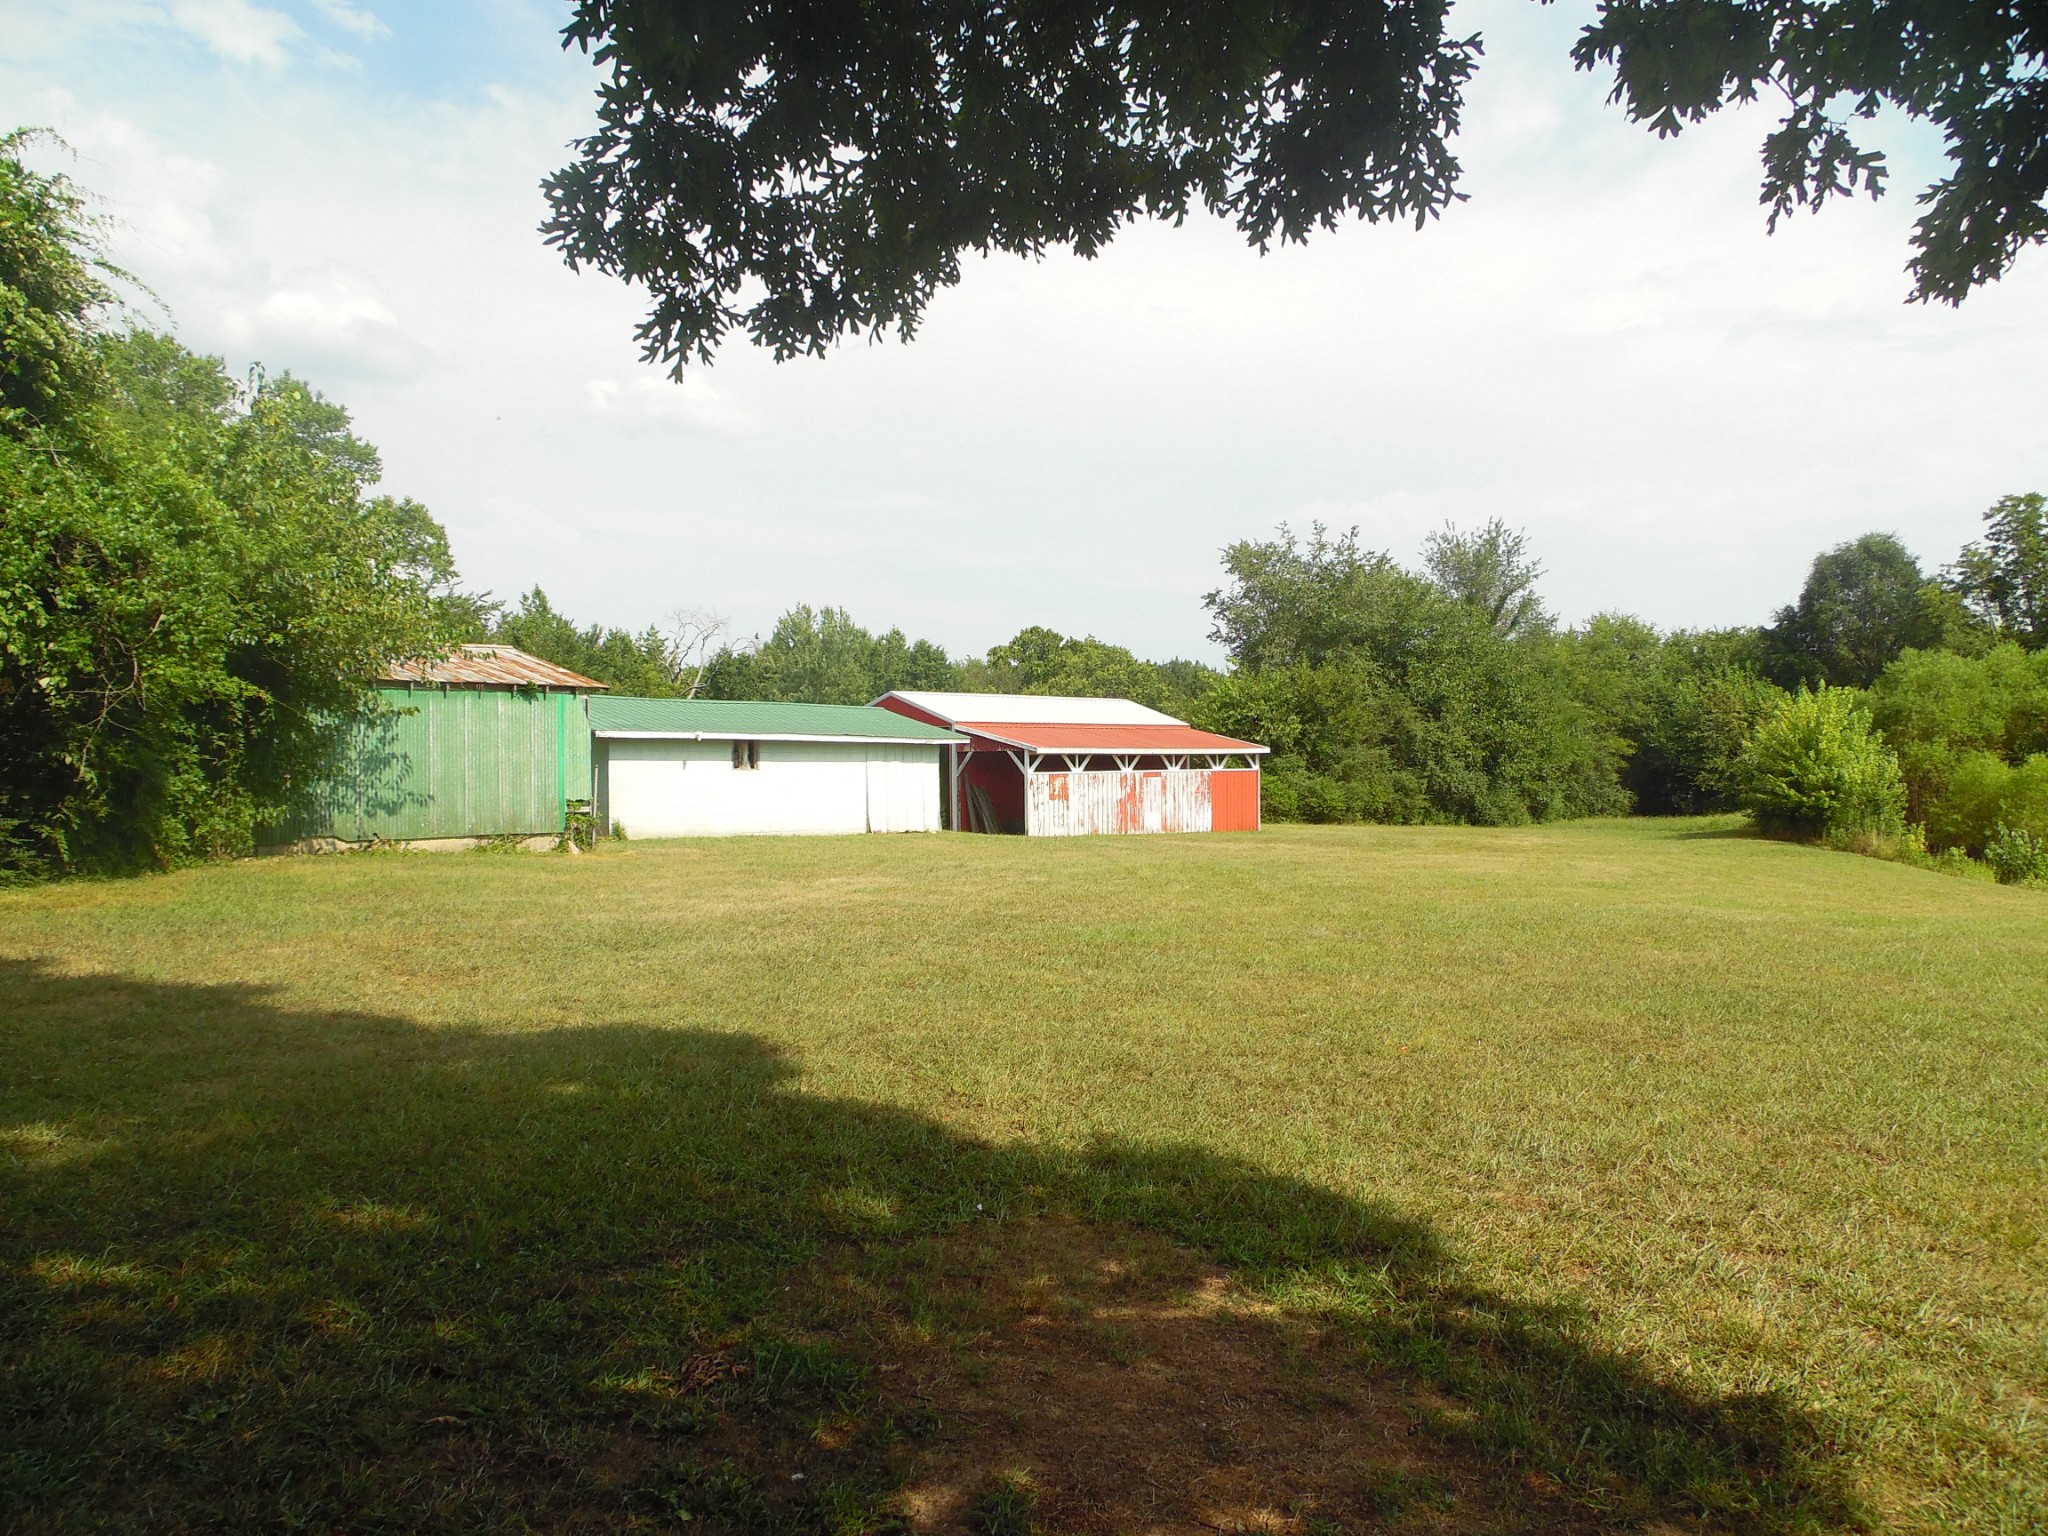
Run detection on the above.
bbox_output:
[0,129,121,433]
[1199,525,1626,825]
[1422,519,1550,637]
[1762,533,1944,688]
[1947,493,2048,649]
[546,2,2047,364]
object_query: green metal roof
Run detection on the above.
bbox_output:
[588,695,964,743]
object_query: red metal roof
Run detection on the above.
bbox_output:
[957,722,1267,755]
[379,645,608,690]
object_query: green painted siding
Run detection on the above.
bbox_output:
[267,687,593,844]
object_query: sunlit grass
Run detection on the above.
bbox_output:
[1,819,2042,1532]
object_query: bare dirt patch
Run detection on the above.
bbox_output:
[795,1218,1602,1536]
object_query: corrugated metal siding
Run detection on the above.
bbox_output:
[268,687,589,843]
[1210,769,1262,831]
[1025,769,1214,837]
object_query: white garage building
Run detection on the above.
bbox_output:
[589,696,964,837]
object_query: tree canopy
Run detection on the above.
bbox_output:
[485,587,713,697]
[546,0,1476,363]
[1947,493,2048,649]
[1761,532,1946,688]
[700,605,958,704]
[0,130,124,434]
[967,625,1219,715]
[546,0,2047,363]
[1197,524,1627,824]
[1423,518,1550,637]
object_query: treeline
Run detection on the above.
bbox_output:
[475,598,1221,720]
[1189,506,2048,879]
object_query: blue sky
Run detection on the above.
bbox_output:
[7,0,2045,660]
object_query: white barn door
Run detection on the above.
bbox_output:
[865,745,941,832]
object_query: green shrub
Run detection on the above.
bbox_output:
[1736,687,1906,841]
[1985,823,2048,885]
[1626,663,1788,814]
[1868,644,2048,821]
[1926,752,2048,854]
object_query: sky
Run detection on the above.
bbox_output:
[6,0,2045,663]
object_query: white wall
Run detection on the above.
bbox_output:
[864,744,944,833]
[598,739,944,837]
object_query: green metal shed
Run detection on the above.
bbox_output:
[261,646,605,850]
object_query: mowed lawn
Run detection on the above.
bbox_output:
[2,820,2042,1534]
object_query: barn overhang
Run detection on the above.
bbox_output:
[951,722,1267,767]
[870,691,1267,835]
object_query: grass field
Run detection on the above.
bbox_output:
[2,819,2043,1534]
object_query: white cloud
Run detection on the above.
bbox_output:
[221,270,431,383]
[584,372,758,437]
[168,0,301,66]
[312,0,388,40]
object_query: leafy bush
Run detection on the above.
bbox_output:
[1735,688,1906,841]
[1924,752,2048,855]
[1984,823,2048,885]
[1867,644,2048,822]
[1630,663,1789,815]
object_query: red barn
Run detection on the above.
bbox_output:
[873,692,1266,836]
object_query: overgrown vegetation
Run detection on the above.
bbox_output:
[1192,523,1626,825]
[0,137,466,876]
[1733,687,1906,842]
[2,823,2041,1531]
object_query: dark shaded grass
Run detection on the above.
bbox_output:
[3,959,1857,1533]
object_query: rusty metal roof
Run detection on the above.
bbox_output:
[957,722,1267,755]
[379,645,608,691]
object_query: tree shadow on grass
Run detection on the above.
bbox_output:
[0,959,1863,1534]
[1666,821,1764,842]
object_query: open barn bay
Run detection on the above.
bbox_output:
[2,821,2042,1534]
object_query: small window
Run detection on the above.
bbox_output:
[732,740,760,770]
